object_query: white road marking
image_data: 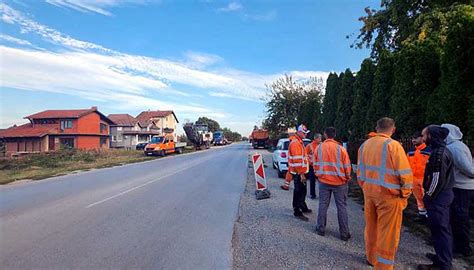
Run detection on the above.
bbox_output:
[86,154,218,208]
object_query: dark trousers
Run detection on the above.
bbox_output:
[451,188,474,255]
[424,190,454,269]
[316,182,350,236]
[306,167,317,198]
[293,174,309,214]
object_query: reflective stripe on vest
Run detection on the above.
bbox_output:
[377,256,394,265]
[358,138,406,190]
[316,143,345,178]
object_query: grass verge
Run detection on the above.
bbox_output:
[0,147,195,185]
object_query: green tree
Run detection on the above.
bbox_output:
[349,59,375,142]
[263,75,325,139]
[195,117,221,132]
[298,77,325,135]
[335,69,355,140]
[321,73,340,128]
[390,41,440,137]
[366,51,394,129]
[426,5,474,141]
[353,0,470,57]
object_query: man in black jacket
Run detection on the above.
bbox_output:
[418,125,455,270]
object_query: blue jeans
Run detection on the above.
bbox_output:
[316,182,350,237]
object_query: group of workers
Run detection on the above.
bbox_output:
[283,117,473,270]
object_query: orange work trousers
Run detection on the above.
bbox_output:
[412,178,425,211]
[364,195,408,270]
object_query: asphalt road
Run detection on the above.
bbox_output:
[0,144,248,269]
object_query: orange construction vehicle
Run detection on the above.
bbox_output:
[251,129,269,149]
[144,130,186,157]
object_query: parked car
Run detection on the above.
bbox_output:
[135,142,148,150]
[272,138,311,178]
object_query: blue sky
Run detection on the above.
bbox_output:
[0,0,378,136]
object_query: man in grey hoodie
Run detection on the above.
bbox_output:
[441,123,474,257]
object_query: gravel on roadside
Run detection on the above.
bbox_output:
[232,149,469,269]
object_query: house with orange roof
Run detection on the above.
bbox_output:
[0,107,114,157]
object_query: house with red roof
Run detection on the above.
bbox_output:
[0,107,114,157]
[107,114,160,149]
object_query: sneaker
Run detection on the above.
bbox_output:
[302,208,313,213]
[280,185,289,190]
[294,213,309,221]
[341,234,351,242]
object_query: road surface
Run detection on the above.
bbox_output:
[0,144,248,269]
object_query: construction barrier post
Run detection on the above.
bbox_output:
[252,153,270,200]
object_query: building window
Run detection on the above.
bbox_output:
[100,123,107,133]
[112,136,117,142]
[60,120,73,130]
[60,138,74,149]
[100,137,107,146]
[117,127,122,131]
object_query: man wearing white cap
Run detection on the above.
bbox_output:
[288,124,312,221]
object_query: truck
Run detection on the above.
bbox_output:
[250,129,269,149]
[183,122,213,150]
[144,131,186,156]
[213,131,228,146]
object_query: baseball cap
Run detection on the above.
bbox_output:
[297,124,310,134]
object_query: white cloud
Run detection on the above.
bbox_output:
[244,10,277,22]
[45,0,150,16]
[183,51,223,68]
[0,34,32,45]
[217,2,242,12]
[0,3,330,133]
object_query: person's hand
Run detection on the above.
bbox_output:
[300,174,307,182]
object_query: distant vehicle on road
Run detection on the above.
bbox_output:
[272,138,311,178]
[135,142,148,150]
[250,129,269,149]
[213,131,228,146]
[144,131,186,156]
[183,123,213,150]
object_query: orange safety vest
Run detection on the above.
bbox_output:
[305,140,320,165]
[288,136,310,175]
[313,139,352,185]
[357,133,413,198]
[407,143,431,181]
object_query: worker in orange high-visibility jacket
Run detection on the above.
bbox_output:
[313,127,352,241]
[281,133,298,191]
[305,133,322,199]
[357,117,413,270]
[407,130,431,217]
[289,124,312,221]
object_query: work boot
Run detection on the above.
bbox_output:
[340,233,351,242]
[302,208,312,213]
[294,213,309,221]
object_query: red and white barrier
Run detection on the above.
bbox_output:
[252,153,270,199]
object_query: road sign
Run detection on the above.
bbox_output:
[252,153,270,200]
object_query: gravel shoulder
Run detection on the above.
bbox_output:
[232,149,469,269]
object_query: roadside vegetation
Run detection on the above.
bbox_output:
[0,148,194,185]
